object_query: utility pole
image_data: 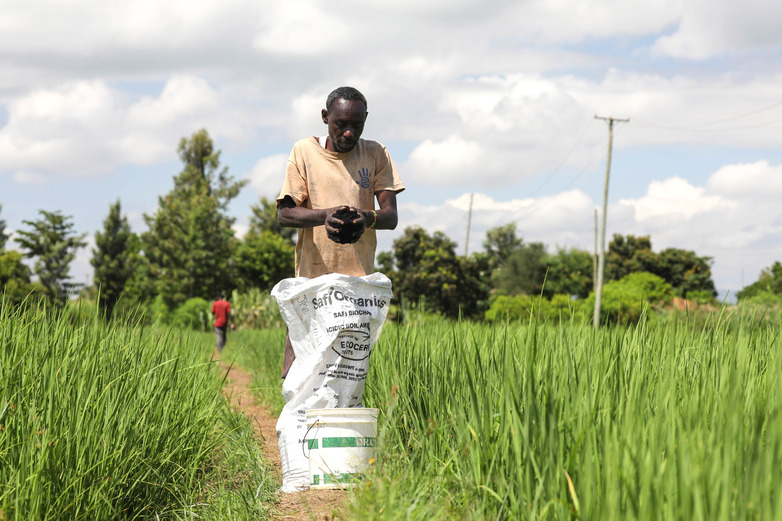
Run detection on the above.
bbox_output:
[593,208,598,292]
[464,193,474,257]
[593,115,629,328]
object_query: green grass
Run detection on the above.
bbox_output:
[0,301,278,520]
[350,310,782,520]
[220,328,286,416]
[228,308,782,520]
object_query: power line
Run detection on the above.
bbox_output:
[634,100,782,131]
[527,118,595,198]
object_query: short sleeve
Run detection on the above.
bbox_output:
[373,145,405,194]
[277,144,310,207]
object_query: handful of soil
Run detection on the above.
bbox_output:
[328,207,363,244]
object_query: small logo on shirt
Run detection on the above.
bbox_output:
[356,167,371,189]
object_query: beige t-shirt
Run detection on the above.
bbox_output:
[277,136,405,278]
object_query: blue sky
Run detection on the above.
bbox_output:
[2,0,782,297]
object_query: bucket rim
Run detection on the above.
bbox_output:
[305,407,378,418]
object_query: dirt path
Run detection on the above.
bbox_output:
[220,362,349,521]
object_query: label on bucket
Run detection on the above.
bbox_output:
[312,472,364,486]
[308,436,376,450]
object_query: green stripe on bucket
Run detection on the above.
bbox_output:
[310,472,364,485]
[308,439,318,450]
[321,436,377,448]
[325,472,363,483]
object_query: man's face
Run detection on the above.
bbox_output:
[321,99,368,153]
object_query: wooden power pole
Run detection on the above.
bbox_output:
[593,208,598,292]
[593,115,629,328]
[464,193,474,257]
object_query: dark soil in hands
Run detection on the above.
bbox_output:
[329,207,363,244]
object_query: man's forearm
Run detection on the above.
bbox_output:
[362,207,397,230]
[278,206,329,228]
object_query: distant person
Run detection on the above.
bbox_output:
[211,293,233,353]
[276,86,405,377]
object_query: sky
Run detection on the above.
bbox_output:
[2,0,782,300]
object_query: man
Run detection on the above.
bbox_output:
[276,86,405,377]
[211,293,233,353]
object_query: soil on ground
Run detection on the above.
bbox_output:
[220,362,349,521]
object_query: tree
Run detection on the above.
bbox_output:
[738,261,782,300]
[654,248,716,298]
[587,272,673,324]
[605,234,716,299]
[0,250,40,306]
[0,204,9,251]
[247,196,296,243]
[119,234,156,306]
[15,210,87,306]
[491,241,548,296]
[542,247,593,299]
[605,234,656,281]
[142,129,247,308]
[234,231,295,292]
[385,226,489,318]
[91,200,134,317]
[483,223,523,270]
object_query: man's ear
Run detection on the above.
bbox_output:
[364,111,369,122]
[321,108,329,124]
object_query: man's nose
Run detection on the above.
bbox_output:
[343,127,355,138]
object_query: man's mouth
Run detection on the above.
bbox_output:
[337,139,357,151]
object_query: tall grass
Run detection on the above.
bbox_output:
[221,329,286,416]
[345,309,782,520]
[0,301,277,520]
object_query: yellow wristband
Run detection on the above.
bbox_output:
[368,210,378,228]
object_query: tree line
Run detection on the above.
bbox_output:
[1,129,294,316]
[2,128,773,322]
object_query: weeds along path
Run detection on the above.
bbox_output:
[220,362,348,521]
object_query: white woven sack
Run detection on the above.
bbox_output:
[271,272,393,492]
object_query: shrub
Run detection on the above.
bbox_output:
[231,288,285,330]
[485,293,584,322]
[170,297,211,331]
[587,271,673,324]
[148,294,170,324]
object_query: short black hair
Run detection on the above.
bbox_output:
[326,86,367,111]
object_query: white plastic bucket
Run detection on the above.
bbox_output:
[304,408,378,489]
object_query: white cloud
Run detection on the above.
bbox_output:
[0,76,254,178]
[13,170,48,185]
[652,0,782,58]
[405,136,486,184]
[620,177,731,221]
[246,154,288,197]
[252,0,351,56]
[707,160,782,198]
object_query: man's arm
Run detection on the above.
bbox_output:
[277,190,398,241]
[278,196,347,237]
[362,190,398,230]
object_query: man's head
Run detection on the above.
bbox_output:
[322,86,368,153]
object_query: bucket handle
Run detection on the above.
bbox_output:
[301,419,320,459]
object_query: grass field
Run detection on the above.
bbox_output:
[0,302,277,520]
[228,308,782,520]
[4,299,781,520]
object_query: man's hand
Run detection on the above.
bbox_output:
[326,205,365,244]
